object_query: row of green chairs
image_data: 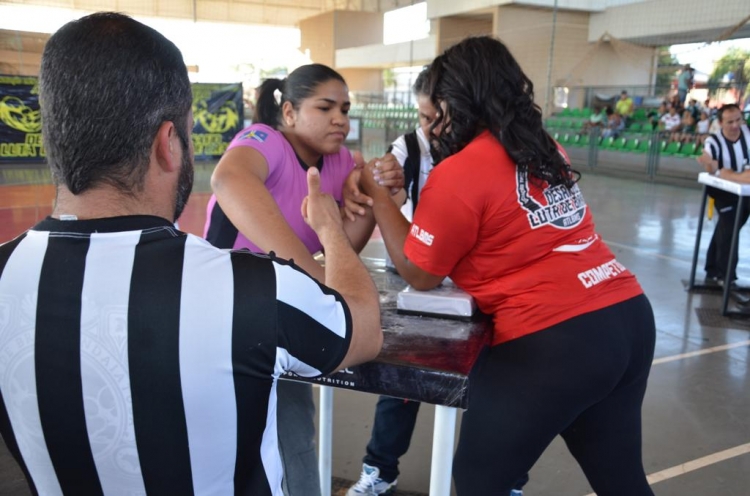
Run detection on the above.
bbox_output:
[556,107,652,121]
[546,118,586,129]
[557,107,593,118]
[546,119,656,133]
[554,132,703,158]
[355,103,414,111]
[659,140,704,158]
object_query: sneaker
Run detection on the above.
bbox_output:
[704,275,721,287]
[346,464,397,496]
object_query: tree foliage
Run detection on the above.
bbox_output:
[709,47,750,85]
[655,47,679,89]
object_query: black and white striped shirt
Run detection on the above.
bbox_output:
[704,125,750,172]
[0,215,352,496]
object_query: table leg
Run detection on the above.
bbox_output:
[722,196,746,315]
[429,405,458,496]
[689,186,709,289]
[319,386,333,496]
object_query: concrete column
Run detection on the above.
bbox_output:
[299,10,385,92]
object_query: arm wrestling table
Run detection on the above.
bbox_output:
[283,266,491,496]
[688,172,750,316]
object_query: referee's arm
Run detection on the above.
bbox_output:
[697,151,718,173]
[718,167,750,184]
[303,167,383,370]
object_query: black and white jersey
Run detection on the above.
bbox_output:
[704,125,750,172]
[0,215,352,496]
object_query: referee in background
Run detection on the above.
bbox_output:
[697,103,750,285]
[0,12,382,496]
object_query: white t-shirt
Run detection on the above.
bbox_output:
[697,119,710,134]
[661,113,681,131]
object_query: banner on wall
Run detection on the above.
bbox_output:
[0,75,44,162]
[0,78,243,163]
[191,83,243,160]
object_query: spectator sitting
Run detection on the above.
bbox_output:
[601,107,624,139]
[686,99,701,121]
[615,90,634,124]
[669,94,684,114]
[647,102,668,131]
[582,106,607,132]
[709,115,721,134]
[660,106,682,133]
[696,111,710,143]
[676,110,696,143]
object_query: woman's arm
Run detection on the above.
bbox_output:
[360,165,445,290]
[211,146,326,282]
[341,153,405,253]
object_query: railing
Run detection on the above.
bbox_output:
[560,83,748,112]
[550,125,707,184]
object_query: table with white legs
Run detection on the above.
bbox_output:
[688,172,750,315]
[284,266,491,496]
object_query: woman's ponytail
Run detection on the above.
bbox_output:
[253,78,285,128]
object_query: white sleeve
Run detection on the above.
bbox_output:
[390,135,408,167]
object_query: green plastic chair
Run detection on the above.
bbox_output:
[623,139,639,153]
[627,122,642,132]
[634,139,651,154]
[676,142,698,157]
[611,138,627,151]
[575,134,591,147]
[662,141,682,156]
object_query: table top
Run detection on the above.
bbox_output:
[284,265,492,408]
[698,172,750,196]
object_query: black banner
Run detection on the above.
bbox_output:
[0,75,44,162]
[191,82,243,160]
[0,77,243,163]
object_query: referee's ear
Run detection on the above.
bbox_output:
[153,121,180,173]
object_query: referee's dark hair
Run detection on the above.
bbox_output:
[717,103,740,122]
[39,12,193,195]
[424,36,579,189]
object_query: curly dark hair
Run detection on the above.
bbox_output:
[424,36,579,188]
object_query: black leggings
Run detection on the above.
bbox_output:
[453,294,656,496]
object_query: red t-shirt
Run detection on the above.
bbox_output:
[404,131,643,346]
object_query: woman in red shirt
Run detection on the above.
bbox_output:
[360,36,656,496]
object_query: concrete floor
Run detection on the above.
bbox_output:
[1,168,749,495]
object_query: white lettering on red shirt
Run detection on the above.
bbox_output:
[410,224,434,246]
[577,259,627,288]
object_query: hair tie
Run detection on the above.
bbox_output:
[273,89,282,105]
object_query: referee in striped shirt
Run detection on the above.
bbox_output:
[0,12,382,496]
[697,104,750,284]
